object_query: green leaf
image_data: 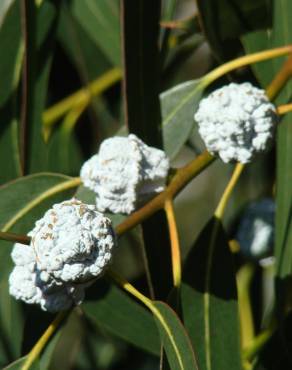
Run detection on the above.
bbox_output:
[181,218,241,370]
[38,329,62,370]
[242,1,292,281]
[0,259,23,368]
[45,119,84,176]
[116,78,205,159]
[0,110,21,184]
[70,0,120,66]
[121,0,174,300]
[57,2,111,81]
[0,0,14,26]
[0,0,21,107]
[197,0,272,60]
[21,0,58,173]
[82,281,160,356]
[0,173,77,232]
[75,184,95,204]
[151,301,198,370]
[0,173,77,367]
[160,0,177,66]
[4,357,40,370]
[121,0,162,147]
[0,0,22,183]
[22,1,82,176]
[161,79,203,159]
[3,329,61,370]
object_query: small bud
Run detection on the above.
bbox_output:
[9,199,116,312]
[235,198,275,260]
[80,134,170,214]
[194,83,277,163]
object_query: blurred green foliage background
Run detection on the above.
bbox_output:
[0,0,292,369]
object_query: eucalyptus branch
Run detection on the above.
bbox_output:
[0,151,214,246]
[3,45,292,246]
[116,150,215,235]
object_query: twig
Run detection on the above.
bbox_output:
[266,54,292,100]
[116,150,215,235]
[0,231,30,245]
[164,198,181,287]
[214,163,245,219]
[200,45,292,89]
[277,103,292,115]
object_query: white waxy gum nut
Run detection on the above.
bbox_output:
[80,134,170,214]
[9,199,116,312]
[194,83,277,163]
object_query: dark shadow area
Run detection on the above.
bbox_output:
[256,307,292,369]
[83,277,111,302]
[142,210,173,300]
[21,304,56,354]
[0,314,14,365]
[183,217,237,301]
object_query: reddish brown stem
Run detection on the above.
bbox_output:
[0,231,30,245]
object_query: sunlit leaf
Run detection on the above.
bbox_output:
[70,0,120,66]
[161,79,203,159]
[57,2,111,81]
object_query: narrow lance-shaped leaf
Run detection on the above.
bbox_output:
[109,272,199,370]
[0,0,22,183]
[69,0,120,66]
[160,79,204,159]
[181,218,242,370]
[151,301,199,370]
[121,0,162,147]
[20,1,80,176]
[57,1,112,82]
[121,0,174,300]
[242,1,292,284]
